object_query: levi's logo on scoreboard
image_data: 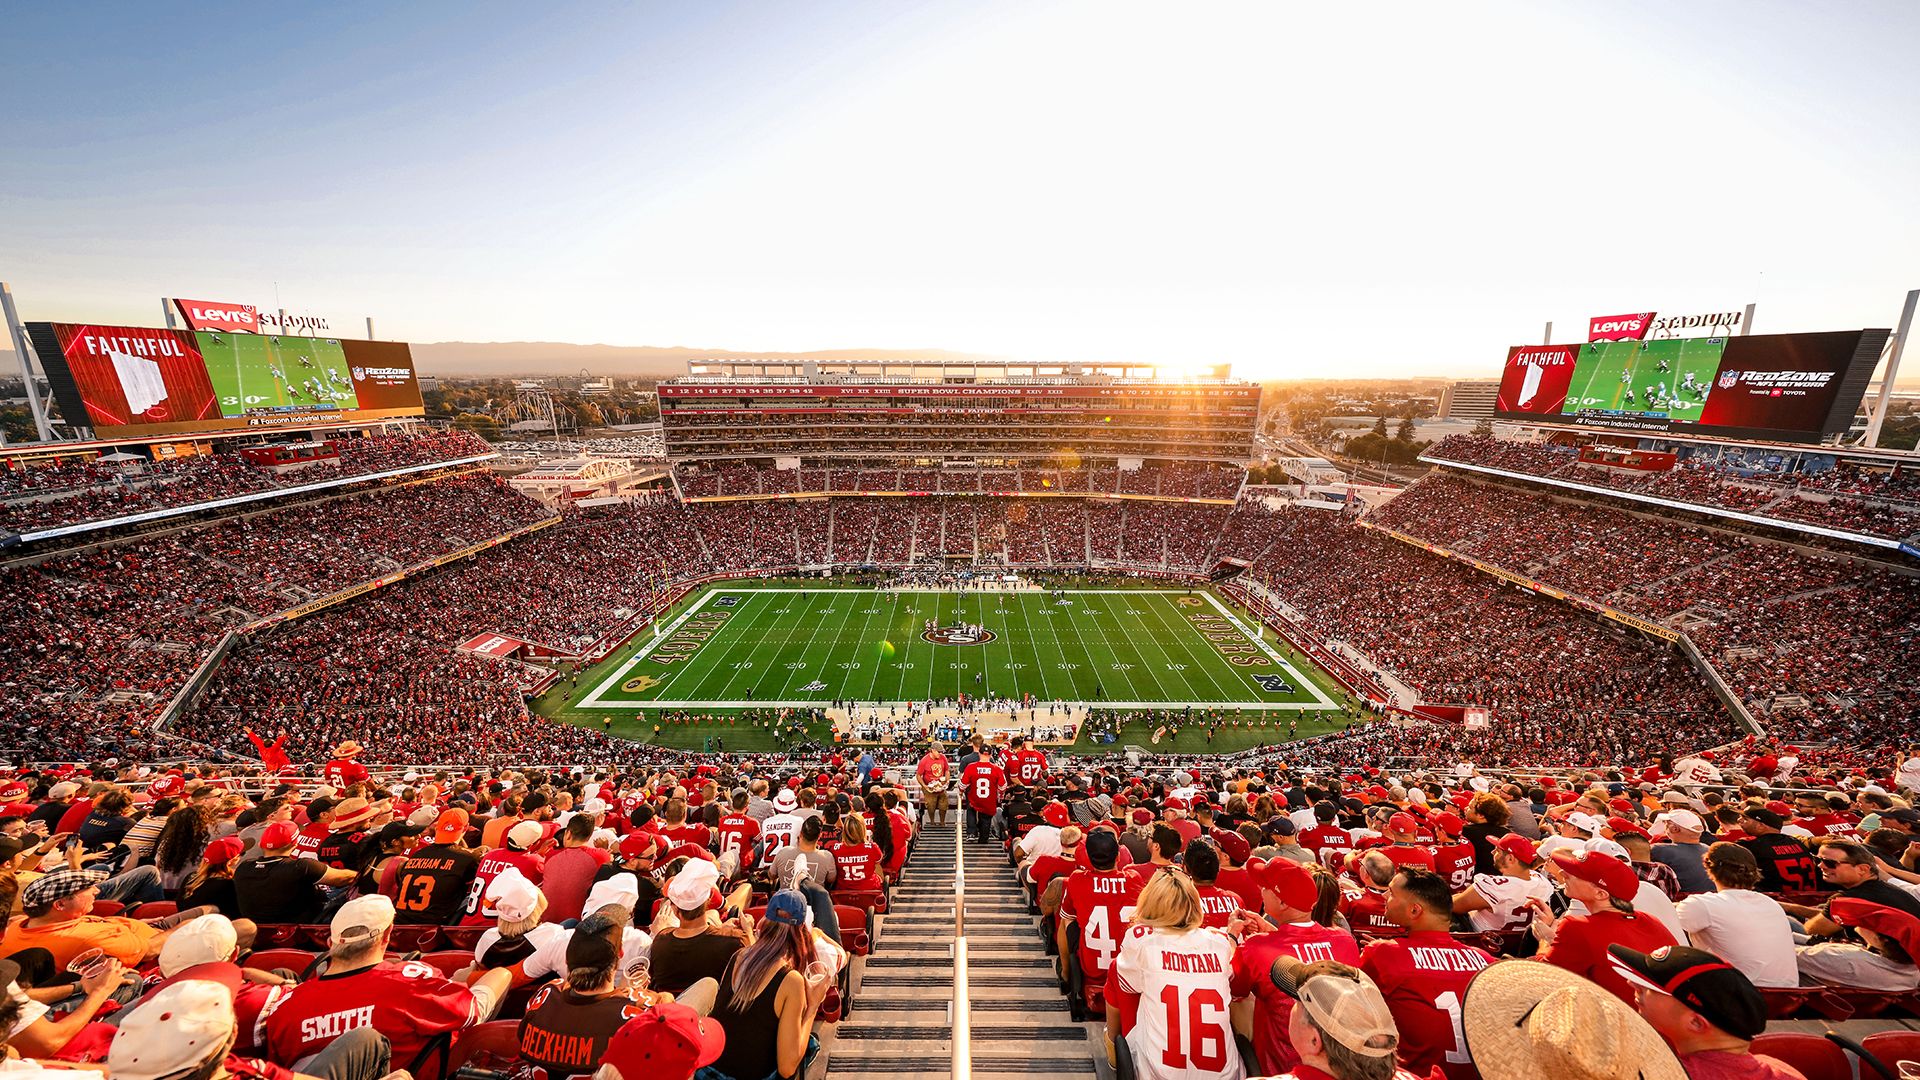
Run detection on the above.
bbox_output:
[1588,312,1656,342]
[172,298,260,334]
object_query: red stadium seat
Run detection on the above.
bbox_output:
[91,901,124,917]
[834,905,871,956]
[447,1020,521,1074]
[246,948,321,975]
[389,925,442,952]
[130,901,178,919]
[419,950,474,978]
[1860,1031,1920,1074]
[1756,986,1825,1019]
[1748,1033,1851,1080]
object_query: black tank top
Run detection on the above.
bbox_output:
[709,954,789,1080]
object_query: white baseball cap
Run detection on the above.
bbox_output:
[584,872,641,917]
[109,980,236,1080]
[1565,812,1605,836]
[486,867,543,923]
[1658,809,1704,834]
[330,893,396,946]
[158,914,238,976]
[583,798,610,817]
[772,789,798,812]
[1584,837,1631,862]
[665,858,720,910]
[507,820,545,850]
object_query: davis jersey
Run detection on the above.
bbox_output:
[1062,867,1143,979]
[1112,924,1244,1080]
[1360,931,1493,1080]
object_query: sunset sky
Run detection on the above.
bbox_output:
[4,1,1918,380]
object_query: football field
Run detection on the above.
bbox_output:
[198,333,357,417]
[568,587,1339,711]
[1559,337,1726,420]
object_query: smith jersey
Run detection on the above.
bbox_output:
[1112,924,1244,1080]
[1431,842,1477,891]
[264,959,479,1069]
[1062,867,1143,979]
[1360,931,1493,1080]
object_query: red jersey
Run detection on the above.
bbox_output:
[292,822,330,860]
[1540,909,1678,1003]
[715,814,760,865]
[1214,866,1262,913]
[1230,922,1361,1075]
[1061,866,1143,981]
[1340,887,1402,938]
[461,849,545,925]
[1007,749,1049,787]
[1431,842,1477,891]
[659,824,712,850]
[1195,884,1240,929]
[322,759,369,790]
[832,842,885,891]
[1028,853,1077,892]
[961,760,1006,813]
[1381,844,1436,872]
[264,959,480,1069]
[1299,824,1353,856]
[1360,930,1493,1080]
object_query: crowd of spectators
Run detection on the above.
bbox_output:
[0,430,495,535]
[1426,434,1920,542]
[1368,471,1920,753]
[675,461,1245,500]
[0,473,553,763]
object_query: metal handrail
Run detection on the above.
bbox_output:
[951,812,970,1080]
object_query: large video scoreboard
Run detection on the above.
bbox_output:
[1493,329,1888,442]
[26,322,426,438]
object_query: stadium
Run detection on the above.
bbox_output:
[2,294,1920,1080]
[5,7,1920,1076]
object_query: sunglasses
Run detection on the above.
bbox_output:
[1817,857,1858,869]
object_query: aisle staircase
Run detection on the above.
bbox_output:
[827,821,1100,1080]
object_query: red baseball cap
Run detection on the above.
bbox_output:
[433,808,470,844]
[1830,898,1920,959]
[1493,834,1538,865]
[202,836,245,865]
[1042,803,1070,828]
[1551,850,1639,899]
[260,821,299,851]
[1431,812,1465,836]
[619,832,663,860]
[1210,829,1250,865]
[1765,800,1793,816]
[1250,856,1319,912]
[1131,809,1154,825]
[148,775,186,799]
[1388,813,1418,835]
[1606,816,1649,839]
[1162,796,1189,811]
[602,1001,726,1080]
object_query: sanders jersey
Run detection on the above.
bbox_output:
[1061,866,1143,980]
[1360,931,1494,1080]
[961,760,1007,814]
[757,814,804,870]
[1112,924,1245,1080]
[264,959,480,1069]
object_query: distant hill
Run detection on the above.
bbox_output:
[406,342,1006,379]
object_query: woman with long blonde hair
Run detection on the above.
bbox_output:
[1110,870,1245,1080]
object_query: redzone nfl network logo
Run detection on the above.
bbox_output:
[1588,312,1656,342]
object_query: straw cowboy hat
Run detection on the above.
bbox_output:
[1463,960,1685,1080]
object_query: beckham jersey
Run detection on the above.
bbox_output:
[1062,866,1143,979]
[1112,924,1244,1080]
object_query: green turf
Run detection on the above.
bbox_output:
[1560,337,1725,422]
[571,588,1336,711]
[198,332,357,418]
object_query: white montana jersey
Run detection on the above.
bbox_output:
[1466,872,1555,933]
[1113,924,1245,1080]
[758,813,803,869]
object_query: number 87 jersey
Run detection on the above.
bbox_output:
[1111,923,1245,1080]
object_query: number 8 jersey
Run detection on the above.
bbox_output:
[1112,923,1245,1080]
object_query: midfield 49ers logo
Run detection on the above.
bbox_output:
[923,625,996,646]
